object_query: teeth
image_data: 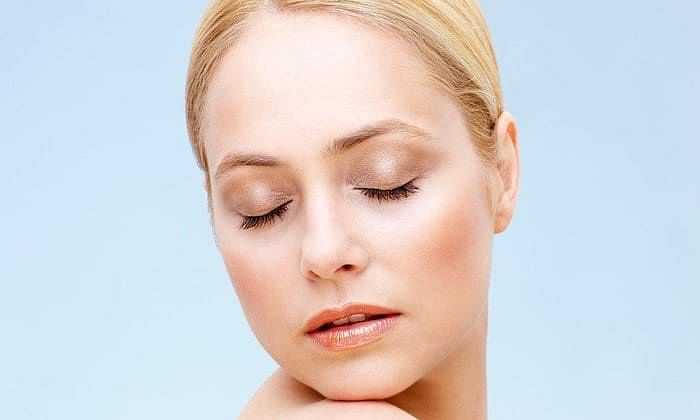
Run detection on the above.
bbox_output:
[349,313,367,323]
[332,317,350,326]
[331,313,367,326]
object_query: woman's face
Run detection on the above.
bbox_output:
[202,10,496,400]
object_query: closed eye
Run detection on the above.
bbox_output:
[238,179,420,231]
[355,179,420,202]
[239,200,292,231]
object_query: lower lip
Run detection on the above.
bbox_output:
[306,314,401,351]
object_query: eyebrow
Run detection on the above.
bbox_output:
[213,118,434,180]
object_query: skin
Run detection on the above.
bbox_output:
[200,8,519,420]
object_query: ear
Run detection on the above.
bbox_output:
[492,111,520,234]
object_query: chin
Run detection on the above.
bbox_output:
[301,356,420,401]
[319,381,406,401]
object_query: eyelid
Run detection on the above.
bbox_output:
[349,151,436,185]
[237,177,422,231]
[239,200,292,230]
[227,186,291,215]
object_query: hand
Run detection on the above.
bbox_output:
[287,399,418,419]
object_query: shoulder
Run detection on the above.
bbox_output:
[237,368,416,419]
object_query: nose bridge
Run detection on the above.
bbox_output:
[299,180,365,282]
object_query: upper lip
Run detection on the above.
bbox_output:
[303,302,402,334]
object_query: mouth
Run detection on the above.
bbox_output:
[305,312,402,351]
[302,303,403,350]
[310,313,396,333]
[303,302,403,335]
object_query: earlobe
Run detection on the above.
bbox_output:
[492,111,520,234]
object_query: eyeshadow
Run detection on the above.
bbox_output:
[348,145,435,186]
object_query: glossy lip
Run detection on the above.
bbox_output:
[307,314,401,351]
[303,302,402,334]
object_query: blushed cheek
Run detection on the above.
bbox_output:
[399,177,493,320]
[218,242,297,353]
[442,195,491,274]
[422,181,490,267]
[213,213,271,308]
[217,244,279,333]
[220,248,260,308]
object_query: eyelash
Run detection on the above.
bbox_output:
[238,180,421,231]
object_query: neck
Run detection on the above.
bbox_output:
[386,310,488,420]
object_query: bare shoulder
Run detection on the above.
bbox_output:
[237,368,416,419]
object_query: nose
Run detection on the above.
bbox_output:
[299,190,368,283]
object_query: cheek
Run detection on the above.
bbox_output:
[219,246,267,320]
[218,243,310,371]
[223,255,263,308]
[395,171,492,272]
[387,171,493,325]
[431,187,492,276]
[217,241,291,348]
[213,208,276,312]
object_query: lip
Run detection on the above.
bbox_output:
[303,302,402,334]
[306,313,401,351]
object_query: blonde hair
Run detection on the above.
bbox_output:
[185,0,504,197]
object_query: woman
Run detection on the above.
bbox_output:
[185,0,519,418]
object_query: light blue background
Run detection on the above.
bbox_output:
[1,1,698,419]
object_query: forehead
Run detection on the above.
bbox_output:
[202,9,452,167]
